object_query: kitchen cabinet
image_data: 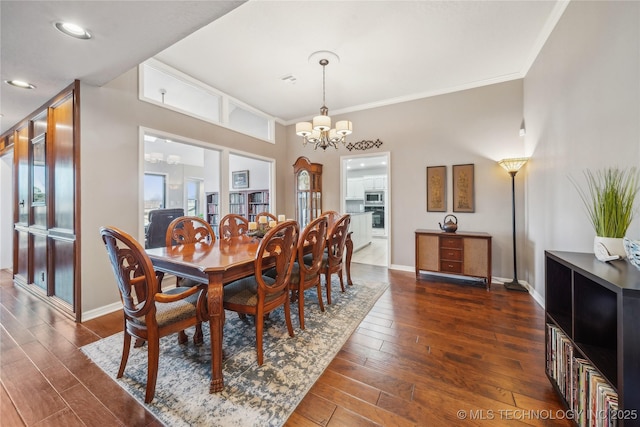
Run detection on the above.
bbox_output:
[346,177,364,199]
[349,212,373,251]
[363,175,387,190]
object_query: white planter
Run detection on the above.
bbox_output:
[594,236,626,260]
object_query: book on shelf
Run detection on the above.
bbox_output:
[547,323,619,427]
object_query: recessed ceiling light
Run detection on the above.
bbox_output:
[54,21,92,40]
[4,80,36,89]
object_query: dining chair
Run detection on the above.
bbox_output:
[322,214,351,305]
[321,210,341,229]
[165,215,215,344]
[255,212,277,223]
[290,215,328,330]
[222,220,299,366]
[99,226,208,403]
[219,213,249,238]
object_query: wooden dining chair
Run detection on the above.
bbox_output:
[219,213,249,238]
[322,214,351,305]
[165,216,215,344]
[321,210,341,229]
[222,220,299,366]
[289,215,328,330]
[99,226,208,403]
[255,212,277,223]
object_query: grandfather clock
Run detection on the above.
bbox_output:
[293,156,322,227]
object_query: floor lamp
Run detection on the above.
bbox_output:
[498,158,529,292]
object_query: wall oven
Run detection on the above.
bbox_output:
[364,206,385,228]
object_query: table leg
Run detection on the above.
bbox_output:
[346,232,354,286]
[207,275,225,393]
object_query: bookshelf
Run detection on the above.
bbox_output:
[206,192,219,234]
[545,251,640,426]
[228,189,270,222]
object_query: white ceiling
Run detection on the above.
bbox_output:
[1,0,566,135]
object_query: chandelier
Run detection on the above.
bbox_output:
[295,58,353,150]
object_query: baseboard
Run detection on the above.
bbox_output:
[82,301,122,321]
[81,280,179,322]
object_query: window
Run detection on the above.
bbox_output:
[144,173,166,225]
[186,179,203,217]
[140,59,275,143]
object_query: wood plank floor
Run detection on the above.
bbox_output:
[1,265,571,426]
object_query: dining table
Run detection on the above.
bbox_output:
[145,224,354,394]
[146,235,263,393]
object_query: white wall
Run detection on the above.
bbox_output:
[80,68,289,316]
[0,151,13,269]
[523,1,640,299]
[285,80,526,276]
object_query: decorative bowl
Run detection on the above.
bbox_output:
[623,237,640,269]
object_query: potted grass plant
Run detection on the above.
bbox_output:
[571,167,639,260]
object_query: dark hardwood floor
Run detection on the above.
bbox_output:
[1,264,570,426]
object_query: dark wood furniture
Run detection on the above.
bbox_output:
[322,214,352,305]
[219,213,249,238]
[294,156,323,227]
[166,216,215,247]
[146,234,271,393]
[165,216,216,344]
[255,212,277,224]
[100,226,207,403]
[415,229,492,289]
[290,216,329,330]
[322,210,354,287]
[222,221,299,366]
[545,251,640,427]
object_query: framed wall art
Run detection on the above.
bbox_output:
[232,170,249,189]
[452,163,475,213]
[426,165,446,212]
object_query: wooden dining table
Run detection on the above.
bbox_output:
[146,235,263,393]
[145,223,354,394]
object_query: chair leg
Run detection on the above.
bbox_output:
[339,268,346,292]
[193,323,203,345]
[315,282,325,313]
[178,330,188,345]
[325,272,332,305]
[298,288,305,330]
[255,309,264,366]
[284,298,294,338]
[145,333,160,403]
[117,331,132,378]
[134,338,146,348]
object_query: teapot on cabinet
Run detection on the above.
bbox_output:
[439,214,458,233]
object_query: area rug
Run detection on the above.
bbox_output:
[81,277,388,427]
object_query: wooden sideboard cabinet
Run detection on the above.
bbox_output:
[415,229,492,289]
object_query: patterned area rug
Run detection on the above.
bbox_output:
[82,278,388,427]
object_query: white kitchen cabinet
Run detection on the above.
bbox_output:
[362,175,387,190]
[349,212,373,251]
[346,177,365,199]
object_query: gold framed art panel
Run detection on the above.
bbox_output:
[426,166,447,212]
[452,163,475,213]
